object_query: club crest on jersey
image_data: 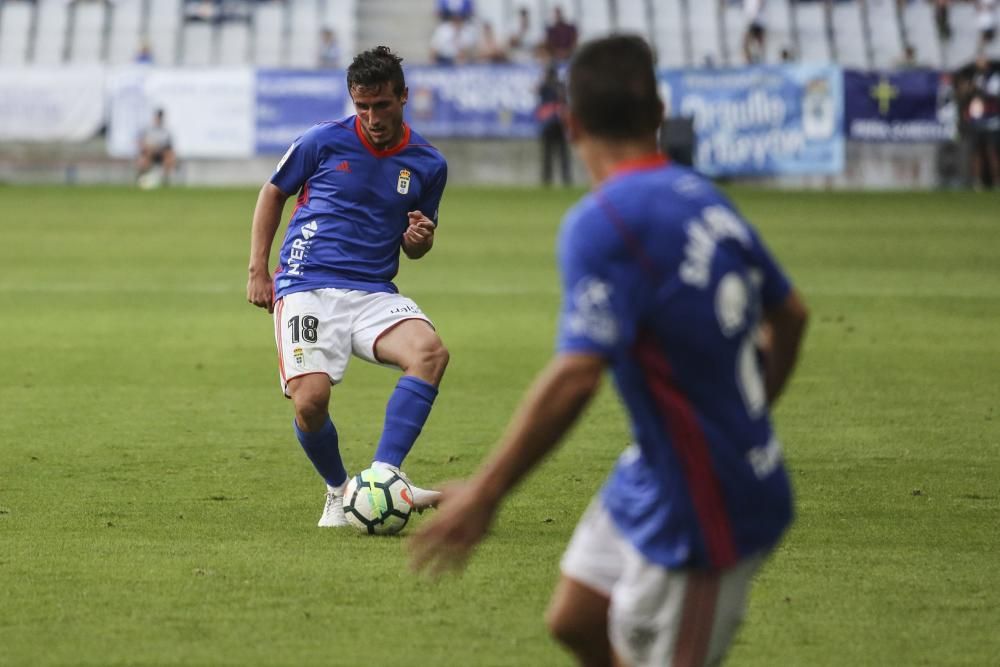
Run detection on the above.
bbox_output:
[396,169,411,195]
[293,347,304,367]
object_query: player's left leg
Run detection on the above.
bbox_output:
[352,294,449,509]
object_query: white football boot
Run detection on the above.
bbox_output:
[318,481,349,527]
[372,461,442,511]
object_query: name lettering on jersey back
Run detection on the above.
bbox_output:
[287,220,319,276]
[679,206,752,289]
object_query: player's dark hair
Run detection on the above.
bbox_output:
[347,46,406,97]
[568,35,663,140]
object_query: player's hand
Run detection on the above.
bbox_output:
[403,210,435,248]
[408,480,499,578]
[247,268,274,313]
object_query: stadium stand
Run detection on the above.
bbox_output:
[0,0,990,71]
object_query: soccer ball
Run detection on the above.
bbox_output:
[342,467,414,535]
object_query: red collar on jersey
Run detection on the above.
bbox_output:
[609,153,669,178]
[354,117,412,158]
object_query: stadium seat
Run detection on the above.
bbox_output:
[181,21,215,66]
[107,0,145,65]
[218,20,252,66]
[320,0,356,65]
[829,0,866,68]
[0,0,34,66]
[148,0,183,66]
[33,0,71,65]
[865,0,904,70]
[651,0,687,68]
[68,0,108,64]
[253,1,286,67]
[899,0,943,69]
[762,0,795,64]
[287,0,323,68]
[792,0,831,64]
[577,0,611,43]
[686,0,724,67]
[941,1,979,68]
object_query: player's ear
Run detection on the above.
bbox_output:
[400,86,409,106]
[564,112,582,143]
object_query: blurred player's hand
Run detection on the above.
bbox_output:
[247,268,274,313]
[403,210,435,255]
[408,479,499,578]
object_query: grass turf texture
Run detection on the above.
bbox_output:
[1,185,998,666]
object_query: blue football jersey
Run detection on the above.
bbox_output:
[556,155,795,570]
[270,116,448,298]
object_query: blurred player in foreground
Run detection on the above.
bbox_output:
[410,35,808,666]
[246,46,449,527]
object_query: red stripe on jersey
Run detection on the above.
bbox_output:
[291,180,310,219]
[354,116,411,158]
[634,332,739,569]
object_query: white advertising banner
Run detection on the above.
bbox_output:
[107,66,255,158]
[0,67,106,142]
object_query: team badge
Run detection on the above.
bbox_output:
[396,169,411,195]
[293,347,304,367]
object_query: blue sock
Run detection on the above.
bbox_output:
[373,376,439,468]
[294,417,347,488]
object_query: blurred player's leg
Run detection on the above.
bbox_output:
[546,576,613,667]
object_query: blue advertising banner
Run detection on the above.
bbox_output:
[658,65,844,177]
[403,65,541,139]
[843,69,953,142]
[255,69,350,154]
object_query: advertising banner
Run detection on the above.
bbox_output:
[843,69,954,142]
[658,65,845,176]
[107,66,255,158]
[0,67,105,142]
[402,65,541,139]
[255,69,351,154]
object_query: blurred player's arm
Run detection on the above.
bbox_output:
[409,352,605,576]
[761,288,809,406]
[402,210,435,259]
[247,182,290,313]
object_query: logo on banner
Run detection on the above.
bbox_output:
[396,169,411,195]
[870,77,899,115]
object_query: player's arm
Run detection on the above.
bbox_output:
[402,210,435,259]
[761,288,808,406]
[246,182,290,314]
[409,352,605,576]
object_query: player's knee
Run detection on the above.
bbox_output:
[411,337,449,381]
[292,390,329,430]
[545,606,585,652]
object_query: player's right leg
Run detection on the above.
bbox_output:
[274,289,353,526]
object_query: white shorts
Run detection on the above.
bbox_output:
[560,500,767,667]
[273,288,433,396]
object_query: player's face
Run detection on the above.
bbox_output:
[351,83,408,149]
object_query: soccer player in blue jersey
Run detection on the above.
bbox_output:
[246,46,449,528]
[410,36,809,666]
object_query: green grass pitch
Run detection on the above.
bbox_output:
[1,184,998,666]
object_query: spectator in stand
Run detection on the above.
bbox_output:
[743,0,767,64]
[430,13,478,65]
[896,43,919,69]
[967,54,1000,189]
[976,0,997,55]
[134,39,153,64]
[318,27,341,68]
[508,6,543,64]
[544,6,577,63]
[136,108,176,189]
[536,62,571,187]
[437,0,473,20]
[477,21,508,63]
